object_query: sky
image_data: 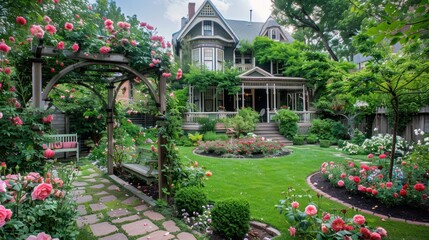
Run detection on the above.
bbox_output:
[89,0,273,41]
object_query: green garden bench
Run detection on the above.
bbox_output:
[122,148,158,184]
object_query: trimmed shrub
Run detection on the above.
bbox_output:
[223,108,259,137]
[211,199,250,239]
[293,135,305,145]
[197,117,217,133]
[174,186,208,215]
[310,119,347,141]
[272,109,299,139]
[188,132,203,145]
[306,134,318,144]
[320,139,331,148]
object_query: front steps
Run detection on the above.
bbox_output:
[254,123,292,145]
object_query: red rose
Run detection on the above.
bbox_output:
[44,149,55,158]
[378,153,386,159]
[400,189,407,197]
[353,176,361,184]
[413,183,425,192]
[360,228,371,238]
[331,217,345,232]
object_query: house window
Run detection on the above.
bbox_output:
[203,21,213,36]
[192,48,200,65]
[217,48,224,71]
[271,61,284,75]
[200,4,215,16]
[244,54,252,64]
[204,48,214,70]
[270,29,277,40]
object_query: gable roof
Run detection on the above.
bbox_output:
[226,20,265,44]
[175,0,239,43]
[239,67,273,78]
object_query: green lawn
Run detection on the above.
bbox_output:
[178,145,429,240]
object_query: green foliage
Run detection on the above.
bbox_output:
[223,108,259,138]
[203,131,227,141]
[351,129,366,145]
[310,119,347,141]
[292,136,305,145]
[306,134,318,144]
[319,139,331,148]
[184,66,241,95]
[174,186,208,215]
[188,132,203,146]
[272,109,299,139]
[197,118,217,133]
[211,199,250,240]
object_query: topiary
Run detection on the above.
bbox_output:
[174,186,208,215]
[211,199,250,239]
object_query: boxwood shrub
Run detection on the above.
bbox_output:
[211,199,250,239]
[293,135,305,145]
[320,139,331,148]
[174,186,208,215]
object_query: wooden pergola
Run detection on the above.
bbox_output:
[31,40,168,199]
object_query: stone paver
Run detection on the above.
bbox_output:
[77,213,101,228]
[99,233,128,240]
[90,222,118,237]
[107,208,131,218]
[122,219,159,236]
[100,179,110,183]
[144,210,165,221]
[134,204,149,211]
[77,205,87,215]
[100,195,117,203]
[177,232,197,240]
[90,183,105,189]
[95,191,109,196]
[137,230,175,240]
[107,185,119,190]
[72,189,85,196]
[72,181,88,187]
[112,214,140,223]
[122,196,138,205]
[75,195,93,204]
[83,178,97,182]
[163,220,180,233]
[90,203,107,212]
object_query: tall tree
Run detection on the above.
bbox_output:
[271,0,364,61]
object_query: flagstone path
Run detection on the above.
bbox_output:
[73,163,198,240]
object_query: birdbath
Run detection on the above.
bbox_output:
[226,128,236,144]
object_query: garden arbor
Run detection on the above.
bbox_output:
[31,41,168,198]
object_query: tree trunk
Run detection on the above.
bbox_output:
[316,31,339,61]
[389,96,399,181]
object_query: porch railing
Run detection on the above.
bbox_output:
[184,110,317,124]
[184,112,238,124]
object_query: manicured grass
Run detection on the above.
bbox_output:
[179,145,429,240]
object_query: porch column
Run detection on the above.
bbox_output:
[302,85,306,112]
[188,85,192,112]
[273,84,277,111]
[106,83,115,175]
[236,92,239,111]
[241,83,245,108]
[266,83,270,123]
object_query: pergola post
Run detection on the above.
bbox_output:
[158,75,168,200]
[107,83,115,175]
[32,40,44,109]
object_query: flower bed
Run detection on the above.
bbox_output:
[195,137,290,158]
[341,134,408,155]
[320,159,428,207]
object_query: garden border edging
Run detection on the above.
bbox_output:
[306,172,429,227]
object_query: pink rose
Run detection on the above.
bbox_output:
[340,173,346,179]
[337,180,345,187]
[370,232,381,240]
[72,43,79,52]
[321,224,328,233]
[44,149,55,158]
[322,212,330,221]
[31,183,53,201]
[288,226,296,237]
[64,22,73,31]
[379,153,386,159]
[386,182,393,189]
[0,180,6,193]
[0,205,13,227]
[26,232,57,240]
[291,201,299,209]
[375,227,387,237]
[25,172,42,182]
[304,204,317,216]
[352,214,365,225]
[99,46,111,54]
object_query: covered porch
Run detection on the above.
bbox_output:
[183,67,316,128]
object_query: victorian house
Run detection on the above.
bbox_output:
[172,0,315,130]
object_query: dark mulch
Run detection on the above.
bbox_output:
[194,149,291,159]
[310,172,429,222]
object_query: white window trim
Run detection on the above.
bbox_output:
[202,20,214,36]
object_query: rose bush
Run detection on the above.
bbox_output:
[0,164,78,239]
[276,188,388,239]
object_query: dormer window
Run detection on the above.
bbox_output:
[270,29,277,40]
[203,21,213,36]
